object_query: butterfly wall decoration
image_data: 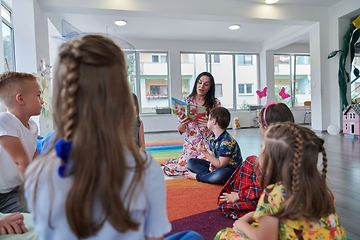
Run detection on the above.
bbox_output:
[256,87,267,99]
[279,87,290,99]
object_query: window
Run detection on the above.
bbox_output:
[237,55,253,65]
[212,54,220,63]
[351,55,360,101]
[152,54,167,63]
[274,55,311,107]
[215,84,222,97]
[345,124,347,130]
[238,84,253,94]
[2,3,15,71]
[139,52,169,113]
[180,53,207,99]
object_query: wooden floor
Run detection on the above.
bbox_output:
[145,127,360,239]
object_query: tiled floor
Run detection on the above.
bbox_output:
[145,127,360,239]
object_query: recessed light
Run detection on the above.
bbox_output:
[115,20,127,26]
[229,24,241,30]
[265,0,279,4]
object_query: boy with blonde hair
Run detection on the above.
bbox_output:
[0,71,43,213]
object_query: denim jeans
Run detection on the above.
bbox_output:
[165,231,204,240]
[187,158,235,184]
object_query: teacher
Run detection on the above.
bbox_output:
[163,72,221,176]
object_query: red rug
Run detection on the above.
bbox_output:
[166,178,234,239]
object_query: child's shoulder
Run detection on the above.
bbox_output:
[0,112,19,128]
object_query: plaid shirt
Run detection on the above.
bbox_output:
[217,155,261,219]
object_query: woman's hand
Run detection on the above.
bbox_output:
[198,116,208,128]
[178,114,191,134]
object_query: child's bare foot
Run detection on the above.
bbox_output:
[0,212,28,235]
[184,171,197,180]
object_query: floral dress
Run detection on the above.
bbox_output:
[214,182,347,240]
[162,97,221,176]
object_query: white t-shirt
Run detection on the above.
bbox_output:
[24,151,172,240]
[0,112,38,193]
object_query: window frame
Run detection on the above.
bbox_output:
[1,2,15,71]
[135,51,170,115]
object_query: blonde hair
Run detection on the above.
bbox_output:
[0,71,37,108]
[260,122,335,221]
[27,35,146,238]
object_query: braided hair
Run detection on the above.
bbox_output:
[259,122,335,221]
[30,35,147,238]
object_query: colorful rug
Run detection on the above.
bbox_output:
[145,140,183,164]
[166,178,234,240]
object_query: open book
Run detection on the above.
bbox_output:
[171,97,207,122]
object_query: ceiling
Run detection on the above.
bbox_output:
[33,0,346,48]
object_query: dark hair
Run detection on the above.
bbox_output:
[260,122,335,221]
[132,93,140,119]
[188,72,216,113]
[209,107,230,129]
[259,102,294,127]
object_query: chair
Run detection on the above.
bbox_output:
[303,101,311,124]
[356,98,360,103]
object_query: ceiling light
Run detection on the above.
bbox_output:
[265,0,279,4]
[115,20,127,26]
[229,24,241,30]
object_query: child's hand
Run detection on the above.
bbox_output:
[0,212,28,235]
[197,141,207,153]
[239,211,255,223]
[198,116,208,127]
[219,192,240,203]
[209,163,216,172]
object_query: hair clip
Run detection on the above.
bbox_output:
[55,139,74,178]
[262,100,280,126]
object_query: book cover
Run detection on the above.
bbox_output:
[171,97,207,121]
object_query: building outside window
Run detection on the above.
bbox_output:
[138,52,169,113]
[215,83,222,97]
[237,55,253,65]
[274,54,311,107]
[1,4,15,71]
[180,52,259,110]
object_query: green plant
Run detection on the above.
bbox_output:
[328,15,360,109]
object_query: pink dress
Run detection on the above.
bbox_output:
[163,97,221,176]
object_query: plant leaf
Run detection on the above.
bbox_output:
[328,50,341,59]
[354,67,360,78]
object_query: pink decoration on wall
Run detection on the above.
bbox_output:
[256,87,267,99]
[279,87,290,99]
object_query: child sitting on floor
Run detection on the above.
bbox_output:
[185,107,243,184]
[24,34,203,240]
[0,72,43,213]
[215,123,347,240]
[218,101,294,219]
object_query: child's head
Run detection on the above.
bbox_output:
[0,72,42,115]
[259,122,335,220]
[51,35,145,237]
[258,101,294,136]
[209,106,230,130]
[132,93,140,119]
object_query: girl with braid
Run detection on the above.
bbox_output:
[23,35,203,240]
[215,123,347,240]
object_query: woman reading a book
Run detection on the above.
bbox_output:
[163,72,221,176]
